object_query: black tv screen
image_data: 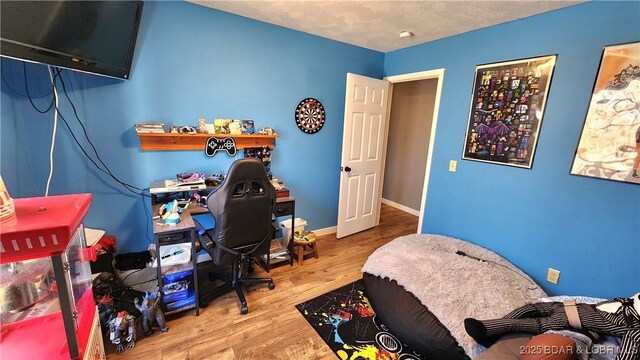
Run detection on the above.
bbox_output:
[1,1,143,80]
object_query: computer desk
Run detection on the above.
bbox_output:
[151,195,295,315]
[187,196,297,267]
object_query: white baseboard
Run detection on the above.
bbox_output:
[312,226,337,237]
[381,198,420,216]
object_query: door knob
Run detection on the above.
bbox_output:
[344,166,351,172]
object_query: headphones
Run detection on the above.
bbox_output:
[192,190,213,208]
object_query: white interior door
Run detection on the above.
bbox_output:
[336,73,390,238]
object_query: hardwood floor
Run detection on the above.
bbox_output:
[111,204,418,360]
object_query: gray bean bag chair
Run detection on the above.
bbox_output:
[361,234,546,359]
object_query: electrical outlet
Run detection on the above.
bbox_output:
[449,160,457,172]
[547,268,560,284]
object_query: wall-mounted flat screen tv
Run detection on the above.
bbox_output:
[1,1,144,80]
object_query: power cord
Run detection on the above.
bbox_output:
[69,93,156,240]
[57,71,145,195]
[22,65,147,197]
[119,268,158,287]
[1,67,52,98]
[455,250,538,289]
[56,90,153,242]
[21,65,154,244]
[141,188,153,244]
[51,100,143,197]
[44,66,59,196]
[64,123,154,245]
[23,62,56,113]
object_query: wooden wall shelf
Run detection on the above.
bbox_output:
[137,133,278,151]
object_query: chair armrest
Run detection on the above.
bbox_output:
[192,213,216,235]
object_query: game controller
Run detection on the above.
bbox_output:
[206,137,237,157]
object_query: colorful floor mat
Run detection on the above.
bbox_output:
[295,280,425,360]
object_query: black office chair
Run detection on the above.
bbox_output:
[196,158,276,314]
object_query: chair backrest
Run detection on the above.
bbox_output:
[206,158,275,265]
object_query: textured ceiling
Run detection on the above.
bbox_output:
[188,1,582,52]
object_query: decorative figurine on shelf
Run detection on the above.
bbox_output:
[241,120,255,134]
[108,311,137,353]
[134,291,169,337]
[244,146,272,178]
[198,118,207,133]
[257,127,274,135]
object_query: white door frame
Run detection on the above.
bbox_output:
[375,69,445,233]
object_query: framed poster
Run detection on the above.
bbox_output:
[462,55,557,168]
[570,42,640,184]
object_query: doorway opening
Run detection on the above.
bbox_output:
[379,70,444,233]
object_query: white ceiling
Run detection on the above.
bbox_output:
[188,1,582,52]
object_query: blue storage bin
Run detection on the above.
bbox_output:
[165,289,195,311]
[162,269,193,284]
[164,288,189,303]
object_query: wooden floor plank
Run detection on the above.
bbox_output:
[110,204,417,359]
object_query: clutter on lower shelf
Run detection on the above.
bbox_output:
[157,242,191,267]
[161,269,196,312]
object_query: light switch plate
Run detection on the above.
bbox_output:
[449,160,457,172]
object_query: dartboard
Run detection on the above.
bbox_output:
[295,98,325,134]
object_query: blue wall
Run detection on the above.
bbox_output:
[0,1,383,253]
[385,1,640,298]
[1,1,637,298]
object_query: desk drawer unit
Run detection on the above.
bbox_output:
[272,198,295,267]
[157,232,188,244]
[274,201,294,217]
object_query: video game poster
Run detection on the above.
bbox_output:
[462,55,557,168]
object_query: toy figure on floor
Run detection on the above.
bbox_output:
[108,311,137,353]
[97,294,115,331]
[134,291,169,337]
[464,293,640,360]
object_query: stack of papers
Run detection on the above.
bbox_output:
[164,179,205,187]
[135,123,165,133]
[149,180,206,194]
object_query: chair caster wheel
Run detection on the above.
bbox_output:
[199,300,209,308]
[240,306,248,315]
[268,282,275,290]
